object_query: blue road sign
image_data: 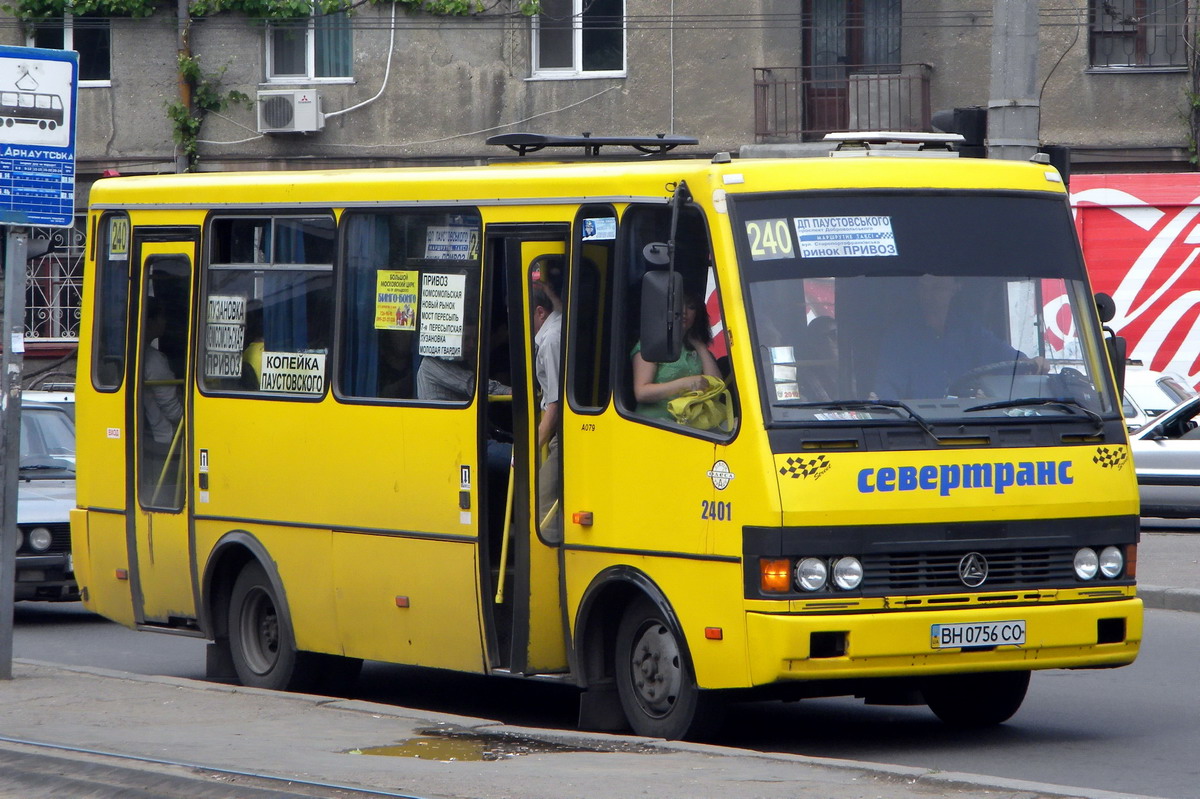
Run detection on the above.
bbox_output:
[0,46,77,228]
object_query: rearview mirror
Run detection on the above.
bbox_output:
[1095,292,1126,394]
[639,270,683,363]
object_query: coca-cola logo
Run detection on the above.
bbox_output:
[1073,181,1200,389]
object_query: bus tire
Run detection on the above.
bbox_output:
[922,670,1030,727]
[614,597,717,740]
[228,561,315,692]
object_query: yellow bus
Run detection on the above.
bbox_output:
[71,134,1142,739]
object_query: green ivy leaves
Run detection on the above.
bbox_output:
[10,0,540,20]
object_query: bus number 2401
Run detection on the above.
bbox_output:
[701,500,732,521]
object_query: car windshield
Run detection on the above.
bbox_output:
[20,405,76,471]
[732,191,1119,426]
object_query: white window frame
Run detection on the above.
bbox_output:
[532,0,626,80]
[26,15,111,88]
[265,11,354,85]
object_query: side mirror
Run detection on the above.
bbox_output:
[1107,334,1127,397]
[639,270,683,363]
[1094,292,1126,396]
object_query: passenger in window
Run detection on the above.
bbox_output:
[240,301,264,390]
[631,291,721,422]
[798,315,838,401]
[874,275,1042,399]
[142,297,183,448]
[532,278,563,543]
[416,354,510,402]
[377,329,415,398]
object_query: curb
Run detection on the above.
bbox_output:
[1139,585,1200,613]
[12,660,1171,799]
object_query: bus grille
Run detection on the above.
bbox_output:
[862,547,1078,592]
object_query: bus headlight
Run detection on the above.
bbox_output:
[1099,546,1124,579]
[27,527,53,552]
[831,557,863,590]
[1074,547,1099,580]
[795,558,828,592]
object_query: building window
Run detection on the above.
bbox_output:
[1090,0,1187,68]
[533,0,625,77]
[267,10,352,81]
[27,15,111,84]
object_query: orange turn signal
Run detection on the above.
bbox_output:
[704,627,723,640]
[1125,545,1137,579]
[760,558,791,593]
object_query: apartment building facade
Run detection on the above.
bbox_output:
[2,0,1195,364]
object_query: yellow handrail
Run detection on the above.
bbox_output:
[493,457,516,604]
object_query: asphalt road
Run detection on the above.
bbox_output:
[11,601,1200,799]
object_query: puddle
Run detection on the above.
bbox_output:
[348,727,657,762]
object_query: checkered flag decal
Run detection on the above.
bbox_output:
[779,455,832,480]
[1093,446,1128,470]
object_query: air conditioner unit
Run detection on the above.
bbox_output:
[256,89,324,134]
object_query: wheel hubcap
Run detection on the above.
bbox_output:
[239,587,280,675]
[629,620,682,718]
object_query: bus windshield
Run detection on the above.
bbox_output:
[732,191,1118,426]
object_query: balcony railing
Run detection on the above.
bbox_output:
[754,63,933,143]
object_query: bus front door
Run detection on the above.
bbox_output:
[485,231,569,675]
[128,233,198,625]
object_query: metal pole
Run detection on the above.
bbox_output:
[988,0,1041,161]
[0,228,28,679]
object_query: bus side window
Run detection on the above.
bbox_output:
[569,206,616,410]
[92,213,130,390]
[200,215,334,396]
[338,209,483,402]
[619,205,737,435]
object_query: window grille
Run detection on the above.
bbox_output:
[24,215,85,343]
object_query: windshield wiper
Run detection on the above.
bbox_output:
[776,399,942,441]
[19,458,74,473]
[965,397,1104,429]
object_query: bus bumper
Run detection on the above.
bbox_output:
[745,597,1142,686]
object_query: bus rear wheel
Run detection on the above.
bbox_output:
[228,561,315,692]
[615,597,717,740]
[922,670,1030,727]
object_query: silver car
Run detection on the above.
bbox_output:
[15,400,77,601]
[1130,394,1200,518]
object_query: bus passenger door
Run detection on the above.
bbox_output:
[484,230,569,675]
[128,233,198,625]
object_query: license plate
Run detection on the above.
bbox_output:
[931,620,1026,649]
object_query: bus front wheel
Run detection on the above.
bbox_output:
[228,561,314,692]
[922,670,1030,727]
[614,597,716,740]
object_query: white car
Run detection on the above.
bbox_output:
[15,400,77,601]
[1122,366,1196,430]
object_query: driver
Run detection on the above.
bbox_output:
[873,275,1038,399]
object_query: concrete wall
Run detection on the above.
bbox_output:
[2,2,1194,187]
[903,1,1190,163]
[41,1,798,177]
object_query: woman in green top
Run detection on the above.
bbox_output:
[631,292,721,421]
